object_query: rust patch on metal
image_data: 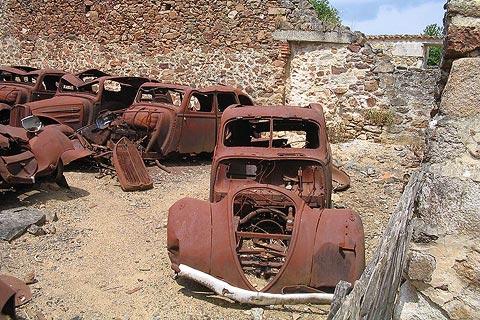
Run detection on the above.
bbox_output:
[168,104,365,297]
[0,277,16,317]
[0,123,91,188]
[0,275,32,307]
[112,137,153,192]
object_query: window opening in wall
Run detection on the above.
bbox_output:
[424,45,442,67]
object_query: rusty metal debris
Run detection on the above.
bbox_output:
[112,137,153,192]
[168,104,365,304]
[0,274,32,318]
[0,118,92,190]
[0,277,15,318]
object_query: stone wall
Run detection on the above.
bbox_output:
[438,0,480,100]
[285,40,438,143]
[0,0,439,144]
[0,0,325,104]
[368,40,424,68]
[396,1,480,319]
[367,36,443,69]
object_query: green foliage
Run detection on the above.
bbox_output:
[423,24,443,66]
[427,46,442,66]
[423,24,443,37]
[365,108,395,127]
[309,0,341,26]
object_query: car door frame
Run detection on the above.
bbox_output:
[177,90,217,154]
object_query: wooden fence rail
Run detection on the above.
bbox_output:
[328,171,424,320]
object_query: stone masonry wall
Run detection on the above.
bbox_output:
[396,1,480,319]
[0,0,439,144]
[0,0,324,104]
[286,41,438,143]
[368,40,424,68]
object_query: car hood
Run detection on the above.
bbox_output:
[0,84,30,104]
[24,95,92,113]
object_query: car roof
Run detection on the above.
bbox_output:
[221,104,325,123]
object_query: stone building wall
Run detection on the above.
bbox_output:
[396,1,480,319]
[367,36,443,69]
[0,0,326,104]
[368,40,424,68]
[285,41,438,143]
[0,0,439,144]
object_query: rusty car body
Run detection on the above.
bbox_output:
[0,277,16,318]
[79,83,254,159]
[9,76,150,130]
[167,104,365,305]
[0,117,91,190]
[0,66,66,124]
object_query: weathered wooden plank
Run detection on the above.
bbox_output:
[328,281,352,320]
[329,171,423,320]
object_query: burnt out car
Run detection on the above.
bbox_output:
[167,104,365,305]
[0,116,91,190]
[0,67,66,124]
[9,76,150,130]
[80,83,254,159]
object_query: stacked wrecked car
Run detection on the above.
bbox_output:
[167,104,365,304]
[0,66,66,124]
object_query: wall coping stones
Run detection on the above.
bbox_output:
[273,30,354,44]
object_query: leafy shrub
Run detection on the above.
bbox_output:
[309,0,341,26]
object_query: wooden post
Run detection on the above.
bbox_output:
[328,171,423,320]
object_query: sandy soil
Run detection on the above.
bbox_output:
[0,141,420,320]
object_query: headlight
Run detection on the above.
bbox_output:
[21,115,44,133]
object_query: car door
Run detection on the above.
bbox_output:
[178,91,216,154]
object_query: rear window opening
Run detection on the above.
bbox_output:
[224,118,320,149]
[217,93,238,112]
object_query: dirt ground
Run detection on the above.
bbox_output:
[0,141,420,320]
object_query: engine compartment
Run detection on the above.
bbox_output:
[214,159,329,208]
[233,188,296,289]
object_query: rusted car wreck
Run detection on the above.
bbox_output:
[79,83,254,159]
[167,104,365,305]
[9,76,150,130]
[0,66,66,124]
[0,116,91,190]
